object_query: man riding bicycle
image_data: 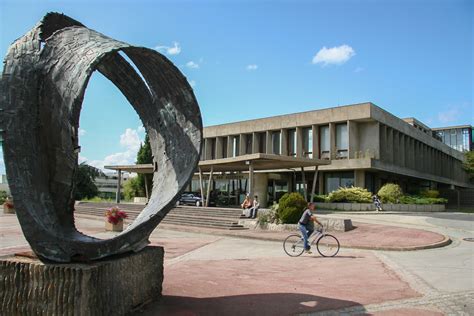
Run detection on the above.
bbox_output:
[298,202,323,254]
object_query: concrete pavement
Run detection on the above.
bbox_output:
[1,211,472,315]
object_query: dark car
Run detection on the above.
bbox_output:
[177,192,216,207]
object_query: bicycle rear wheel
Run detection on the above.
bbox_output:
[316,234,340,257]
[283,234,305,257]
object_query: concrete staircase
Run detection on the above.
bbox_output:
[74,202,248,230]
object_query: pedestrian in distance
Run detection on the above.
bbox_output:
[372,194,383,211]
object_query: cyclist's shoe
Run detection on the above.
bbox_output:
[305,249,312,254]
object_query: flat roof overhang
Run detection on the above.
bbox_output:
[105,153,330,174]
[105,164,154,174]
[198,153,330,172]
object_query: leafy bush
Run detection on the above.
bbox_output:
[399,195,447,205]
[123,177,145,200]
[312,194,328,202]
[0,191,8,205]
[258,203,280,227]
[378,183,403,203]
[419,189,440,198]
[327,186,372,203]
[277,193,307,224]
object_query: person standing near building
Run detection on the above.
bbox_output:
[298,203,323,254]
[249,195,260,219]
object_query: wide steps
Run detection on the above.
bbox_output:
[74,202,248,230]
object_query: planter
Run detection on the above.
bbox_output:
[105,220,124,232]
[313,202,445,212]
[3,203,15,214]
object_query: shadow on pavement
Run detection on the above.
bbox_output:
[137,293,366,315]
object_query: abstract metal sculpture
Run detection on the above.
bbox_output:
[0,13,202,262]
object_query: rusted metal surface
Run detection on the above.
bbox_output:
[0,13,202,262]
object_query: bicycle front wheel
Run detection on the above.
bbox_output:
[316,234,340,257]
[283,234,305,257]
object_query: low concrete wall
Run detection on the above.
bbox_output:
[313,202,445,212]
[239,214,353,232]
[0,246,164,315]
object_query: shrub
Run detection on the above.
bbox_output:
[378,183,402,203]
[0,191,8,205]
[258,203,280,227]
[327,186,372,203]
[419,189,440,198]
[312,194,328,202]
[399,195,447,205]
[277,193,307,224]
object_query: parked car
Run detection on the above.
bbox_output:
[177,192,216,207]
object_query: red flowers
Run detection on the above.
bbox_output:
[4,201,14,209]
[105,206,128,224]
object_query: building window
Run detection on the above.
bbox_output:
[302,127,313,158]
[258,133,266,153]
[324,171,354,194]
[245,134,252,154]
[210,138,216,159]
[272,131,281,155]
[288,129,296,157]
[222,137,228,158]
[320,125,330,159]
[336,123,348,159]
[232,136,240,157]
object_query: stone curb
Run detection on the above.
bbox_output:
[157,223,452,252]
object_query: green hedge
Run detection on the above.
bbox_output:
[327,186,372,203]
[399,195,447,205]
[277,192,307,224]
[378,183,403,203]
[419,189,440,198]
[0,191,7,205]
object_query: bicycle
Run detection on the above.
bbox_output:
[283,226,340,257]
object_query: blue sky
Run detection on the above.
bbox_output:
[0,0,472,173]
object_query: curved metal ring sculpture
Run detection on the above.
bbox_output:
[0,13,202,262]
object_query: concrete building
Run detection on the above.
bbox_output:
[94,172,130,199]
[107,102,472,207]
[431,125,473,152]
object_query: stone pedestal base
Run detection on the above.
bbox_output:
[105,220,124,231]
[0,246,164,315]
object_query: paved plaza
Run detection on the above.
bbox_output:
[1,211,472,315]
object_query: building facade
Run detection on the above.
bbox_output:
[190,102,471,207]
[431,125,473,152]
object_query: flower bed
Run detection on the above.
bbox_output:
[105,206,128,231]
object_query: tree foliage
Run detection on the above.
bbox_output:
[463,151,474,180]
[277,192,307,224]
[123,177,145,200]
[134,132,153,198]
[74,163,99,200]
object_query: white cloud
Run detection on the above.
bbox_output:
[155,41,181,55]
[78,128,86,136]
[246,64,258,71]
[189,80,196,88]
[437,108,462,124]
[78,154,88,164]
[120,128,141,152]
[186,61,200,69]
[312,44,355,66]
[85,128,144,171]
[137,125,145,133]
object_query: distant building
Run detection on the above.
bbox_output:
[94,172,130,199]
[0,174,10,194]
[431,125,473,152]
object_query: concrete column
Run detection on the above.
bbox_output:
[386,127,393,164]
[253,173,268,207]
[329,123,336,160]
[205,166,214,207]
[348,120,358,159]
[312,125,319,159]
[318,171,324,194]
[281,129,288,156]
[301,167,307,200]
[266,131,272,154]
[354,170,365,188]
[227,136,233,158]
[239,134,246,155]
[204,138,212,160]
[310,167,319,203]
[216,137,223,159]
[116,170,122,204]
[198,168,205,206]
[248,162,254,198]
[252,132,259,153]
[296,127,303,157]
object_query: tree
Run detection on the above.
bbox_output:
[123,177,144,200]
[135,133,153,197]
[73,163,99,200]
[463,151,474,180]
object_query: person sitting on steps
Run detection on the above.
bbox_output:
[249,195,260,219]
[240,194,252,217]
